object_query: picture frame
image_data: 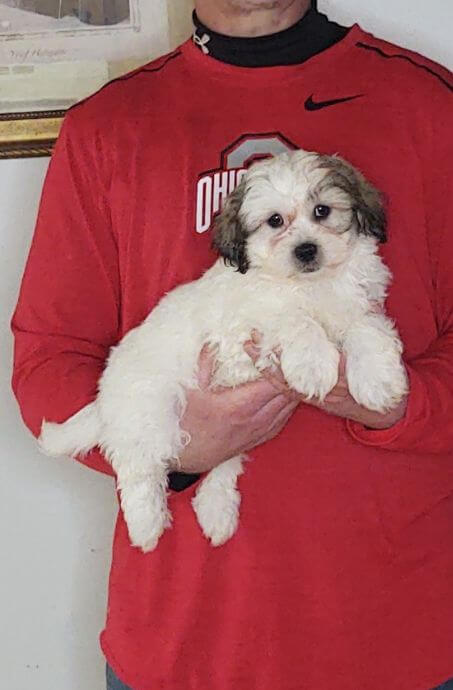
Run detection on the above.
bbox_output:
[0,0,193,158]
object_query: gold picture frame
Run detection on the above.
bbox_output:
[0,109,64,159]
[0,0,193,159]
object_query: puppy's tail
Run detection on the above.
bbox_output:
[39,402,101,458]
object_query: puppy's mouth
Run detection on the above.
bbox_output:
[293,242,322,273]
[299,263,320,273]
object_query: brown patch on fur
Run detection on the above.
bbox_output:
[316,155,387,243]
[212,178,250,273]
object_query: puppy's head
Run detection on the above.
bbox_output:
[212,150,386,279]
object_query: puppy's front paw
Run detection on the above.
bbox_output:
[347,354,408,412]
[192,479,240,547]
[281,340,339,401]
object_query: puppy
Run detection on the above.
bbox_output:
[39,150,407,552]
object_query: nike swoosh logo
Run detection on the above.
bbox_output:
[304,94,363,111]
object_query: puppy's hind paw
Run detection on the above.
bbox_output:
[128,506,172,553]
[192,480,240,547]
[128,513,171,553]
[119,478,172,553]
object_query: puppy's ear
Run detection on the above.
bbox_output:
[319,155,387,243]
[353,172,387,243]
[212,177,249,273]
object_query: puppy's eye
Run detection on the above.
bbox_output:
[314,205,331,220]
[267,213,284,228]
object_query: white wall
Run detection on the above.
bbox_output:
[1,3,451,690]
[319,0,453,70]
[1,158,117,689]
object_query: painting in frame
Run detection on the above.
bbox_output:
[0,0,193,158]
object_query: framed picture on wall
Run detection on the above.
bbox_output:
[0,0,193,158]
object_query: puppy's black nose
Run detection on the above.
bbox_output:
[294,242,318,263]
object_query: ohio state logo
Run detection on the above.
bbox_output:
[195,132,298,234]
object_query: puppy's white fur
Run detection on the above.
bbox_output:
[39,150,407,552]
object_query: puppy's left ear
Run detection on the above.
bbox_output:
[353,171,387,244]
[319,155,387,243]
[212,177,249,273]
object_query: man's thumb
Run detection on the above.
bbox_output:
[197,344,217,389]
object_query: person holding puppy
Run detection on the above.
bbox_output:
[11,1,453,689]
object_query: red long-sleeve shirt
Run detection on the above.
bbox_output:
[12,25,453,690]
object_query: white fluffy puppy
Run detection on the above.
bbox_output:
[39,150,407,552]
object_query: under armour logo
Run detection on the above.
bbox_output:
[193,32,211,55]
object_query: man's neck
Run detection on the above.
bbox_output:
[194,1,311,38]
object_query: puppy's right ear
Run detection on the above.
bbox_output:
[212,178,249,274]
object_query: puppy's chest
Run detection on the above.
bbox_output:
[313,300,360,344]
[206,283,359,388]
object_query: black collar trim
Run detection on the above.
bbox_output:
[192,8,348,68]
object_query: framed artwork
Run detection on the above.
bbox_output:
[0,0,193,158]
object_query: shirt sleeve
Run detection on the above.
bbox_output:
[348,77,453,454]
[11,107,119,476]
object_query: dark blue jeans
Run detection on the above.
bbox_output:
[106,664,453,690]
[106,664,133,690]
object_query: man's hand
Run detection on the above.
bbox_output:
[177,342,299,473]
[305,355,408,429]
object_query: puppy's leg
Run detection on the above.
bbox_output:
[192,456,245,547]
[343,312,408,412]
[114,460,172,553]
[103,384,190,553]
[278,318,339,400]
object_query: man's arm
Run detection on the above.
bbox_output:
[318,82,453,454]
[11,108,118,475]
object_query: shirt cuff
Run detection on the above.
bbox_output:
[346,364,423,449]
[168,472,201,492]
[346,414,408,447]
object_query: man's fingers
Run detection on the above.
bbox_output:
[253,391,299,425]
[250,329,263,344]
[304,385,348,407]
[258,400,298,444]
[244,340,297,398]
[233,376,288,407]
[260,367,301,399]
[322,355,349,401]
[323,393,348,404]
[196,344,218,389]
[324,381,349,402]
[243,340,259,362]
[370,300,385,315]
